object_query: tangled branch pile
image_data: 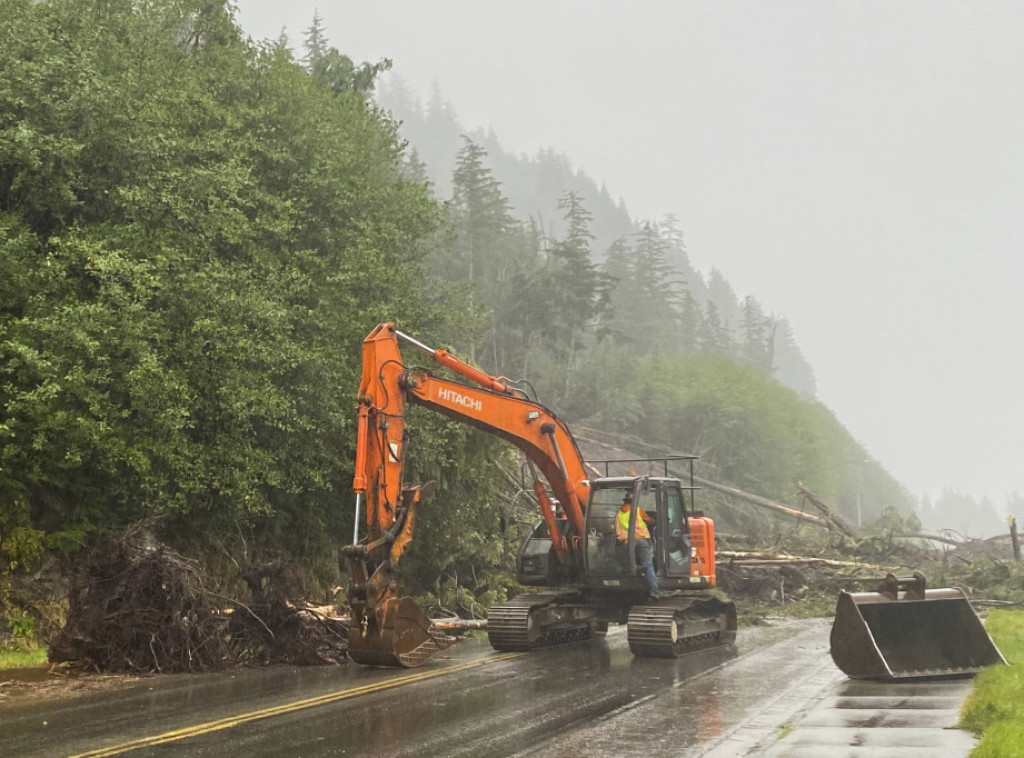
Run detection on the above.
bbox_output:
[49,523,230,673]
[228,562,348,666]
[48,525,349,673]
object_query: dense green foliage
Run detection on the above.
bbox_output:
[1,1,919,626]
[0,0,443,577]
[959,610,1024,756]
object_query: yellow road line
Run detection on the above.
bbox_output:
[66,652,524,758]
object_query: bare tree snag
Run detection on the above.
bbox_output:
[795,483,859,538]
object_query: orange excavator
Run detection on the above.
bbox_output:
[342,322,736,667]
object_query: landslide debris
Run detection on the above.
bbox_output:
[717,529,1024,620]
[46,523,348,674]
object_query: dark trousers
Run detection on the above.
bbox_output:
[634,538,659,597]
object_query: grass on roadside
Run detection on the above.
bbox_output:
[959,609,1024,757]
[0,645,48,670]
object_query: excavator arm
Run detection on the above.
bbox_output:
[344,322,592,666]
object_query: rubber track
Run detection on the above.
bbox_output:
[487,594,593,652]
[626,602,730,658]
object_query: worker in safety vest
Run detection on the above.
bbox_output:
[616,491,659,601]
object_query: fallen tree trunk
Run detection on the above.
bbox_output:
[431,618,488,631]
[694,476,830,529]
[719,550,893,572]
[573,428,843,533]
[896,531,970,547]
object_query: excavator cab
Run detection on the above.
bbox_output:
[830,573,1006,679]
[581,475,709,590]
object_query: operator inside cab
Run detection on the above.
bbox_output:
[616,491,660,601]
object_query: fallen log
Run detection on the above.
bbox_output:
[431,618,488,631]
[695,476,831,527]
[572,428,838,531]
[719,550,893,572]
[896,531,970,547]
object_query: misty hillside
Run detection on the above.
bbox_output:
[376,76,817,399]
[371,80,1018,539]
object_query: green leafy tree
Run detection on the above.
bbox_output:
[0,0,441,577]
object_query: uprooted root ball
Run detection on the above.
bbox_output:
[48,523,231,673]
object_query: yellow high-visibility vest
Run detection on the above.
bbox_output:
[618,507,650,540]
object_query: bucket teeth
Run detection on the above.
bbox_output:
[348,596,454,668]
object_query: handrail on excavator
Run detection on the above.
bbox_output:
[588,455,698,478]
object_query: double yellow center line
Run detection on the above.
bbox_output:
[68,652,524,757]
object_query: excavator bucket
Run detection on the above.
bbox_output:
[348,596,455,668]
[830,573,1006,680]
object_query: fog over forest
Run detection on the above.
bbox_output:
[233,2,1024,538]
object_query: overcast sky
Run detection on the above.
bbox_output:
[235,1,1023,509]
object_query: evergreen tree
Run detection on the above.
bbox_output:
[546,192,601,362]
[632,220,683,331]
[448,136,541,372]
[772,318,817,397]
[740,296,773,375]
[697,301,733,356]
[599,222,685,355]
[450,136,515,291]
[677,289,704,352]
[706,268,742,340]
[301,11,328,69]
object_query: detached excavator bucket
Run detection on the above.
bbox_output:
[348,596,454,668]
[830,573,1006,680]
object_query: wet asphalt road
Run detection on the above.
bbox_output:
[0,617,973,758]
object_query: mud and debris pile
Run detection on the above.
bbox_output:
[47,524,348,673]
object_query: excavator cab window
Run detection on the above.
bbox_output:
[584,487,636,575]
[663,484,691,576]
